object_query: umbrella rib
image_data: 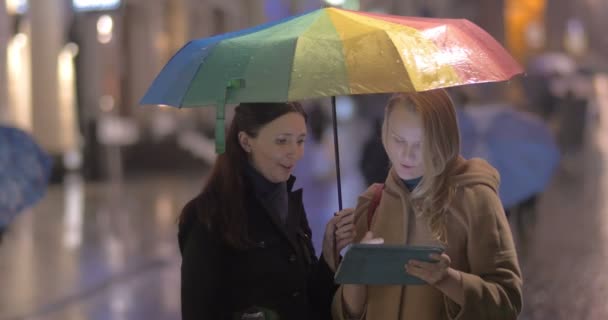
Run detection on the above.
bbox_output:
[179,54,210,107]
[180,12,317,106]
[286,12,327,100]
[383,29,417,91]
[329,9,391,36]
[328,9,424,92]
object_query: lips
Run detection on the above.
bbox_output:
[280,164,294,171]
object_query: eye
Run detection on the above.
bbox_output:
[297,138,305,145]
[392,135,404,143]
[276,138,288,145]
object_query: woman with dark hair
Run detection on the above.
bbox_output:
[178,102,355,320]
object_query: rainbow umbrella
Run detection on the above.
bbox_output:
[141,7,522,209]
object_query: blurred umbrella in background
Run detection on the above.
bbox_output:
[457,104,560,208]
[0,125,53,228]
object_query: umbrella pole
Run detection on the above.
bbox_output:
[331,96,343,211]
[331,96,343,270]
[215,103,226,154]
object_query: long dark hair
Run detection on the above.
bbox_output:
[180,102,307,248]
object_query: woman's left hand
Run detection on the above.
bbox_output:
[405,253,452,285]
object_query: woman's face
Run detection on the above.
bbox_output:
[241,112,307,183]
[385,106,426,180]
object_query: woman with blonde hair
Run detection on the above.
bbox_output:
[332,89,523,320]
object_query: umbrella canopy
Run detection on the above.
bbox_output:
[0,126,53,226]
[140,7,523,210]
[142,7,522,108]
[457,105,560,208]
[141,7,522,155]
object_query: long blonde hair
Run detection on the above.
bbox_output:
[382,89,460,242]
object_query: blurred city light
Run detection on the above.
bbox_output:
[100,95,116,112]
[336,96,355,122]
[564,18,588,56]
[58,43,80,154]
[7,33,32,130]
[6,0,27,14]
[525,21,546,50]
[324,0,346,6]
[58,46,77,81]
[62,174,84,249]
[97,14,114,44]
[73,0,121,12]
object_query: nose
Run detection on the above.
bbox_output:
[287,141,304,161]
[399,144,416,162]
[285,141,297,158]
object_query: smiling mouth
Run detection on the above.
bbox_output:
[280,164,294,171]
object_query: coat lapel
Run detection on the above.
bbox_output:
[367,170,414,319]
[372,170,413,245]
[254,176,300,252]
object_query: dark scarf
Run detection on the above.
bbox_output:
[402,176,423,192]
[244,162,289,225]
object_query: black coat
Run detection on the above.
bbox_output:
[178,176,337,320]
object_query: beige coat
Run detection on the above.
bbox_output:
[332,157,523,320]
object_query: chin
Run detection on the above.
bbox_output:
[272,173,290,183]
[397,173,415,180]
[396,170,420,180]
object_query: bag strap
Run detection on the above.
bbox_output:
[367,184,384,230]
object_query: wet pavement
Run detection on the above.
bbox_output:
[1,82,608,319]
[0,174,200,320]
[514,75,608,320]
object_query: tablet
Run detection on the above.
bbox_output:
[334,244,445,285]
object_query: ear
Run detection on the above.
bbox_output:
[238,132,252,153]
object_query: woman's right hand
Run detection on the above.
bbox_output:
[323,208,355,271]
[334,208,356,252]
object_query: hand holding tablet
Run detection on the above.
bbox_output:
[335,237,445,285]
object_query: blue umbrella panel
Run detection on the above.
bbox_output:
[0,126,53,226]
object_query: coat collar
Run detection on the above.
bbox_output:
[244,162,286,198]
[384,168,413,200]
[244,173,302,251]
[287,175,297,191]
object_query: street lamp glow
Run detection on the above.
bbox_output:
[6,0,27,14]
[13,33,28,47]
[65,42,80,57]
[73,0,121,11]
[96,15,114,44]
[324,0,346,6]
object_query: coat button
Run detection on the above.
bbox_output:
[258,241,266,248]
[288,254,297,263]
[292,291,300,298]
